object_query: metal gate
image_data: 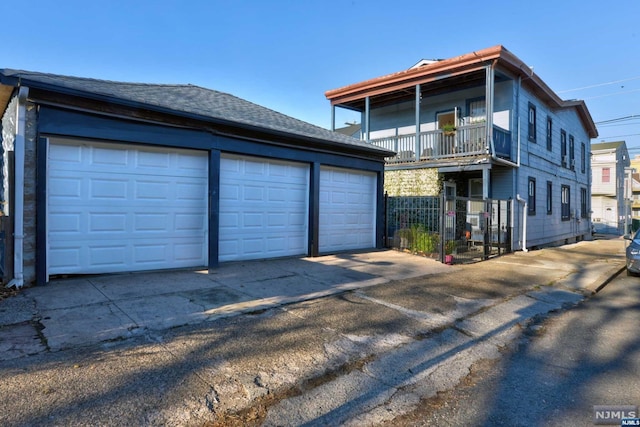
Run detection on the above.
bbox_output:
[385,193,512,264]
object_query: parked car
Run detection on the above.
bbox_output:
[624,230,640,276]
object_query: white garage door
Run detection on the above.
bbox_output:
[219,154,309,262]
[319,166,376,253]
[48,138,208,276]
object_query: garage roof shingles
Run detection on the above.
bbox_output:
[0,69,391,155]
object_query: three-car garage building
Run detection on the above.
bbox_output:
[0,70,392,286]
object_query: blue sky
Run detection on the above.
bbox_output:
[3,0,640,151]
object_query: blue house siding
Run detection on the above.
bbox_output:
[491,168,513,199]
[366,79,593,250]
[326,46,598,253]
[514,87,592,248]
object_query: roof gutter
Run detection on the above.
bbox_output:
[7,86,28,288]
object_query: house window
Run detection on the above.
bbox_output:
[569,135,575,170]
[528,177,536,215]
[468,98,486,123]
[547,181,553,215]
[561,185,571,220]
[469,178,483,198]
[546,117,552,151]
[437,110,457,131]
[580,187,588,218]
[528,103,537,143]
[560,130,567,167]
[581,142,586,173]
[602,167,611,183]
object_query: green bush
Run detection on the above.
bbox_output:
[397,225,438,254]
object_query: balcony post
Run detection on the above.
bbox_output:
[365,96,370,142]
[415,84,421,161]
[330,104,335,131]
[483,167,490,199]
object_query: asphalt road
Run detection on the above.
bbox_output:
[388,271,640,427]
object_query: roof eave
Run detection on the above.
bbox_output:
[325,45,506,103]
[0,72,393,159]
[324,46,598,139]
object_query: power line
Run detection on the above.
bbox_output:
[597,133,640,140]
[557,75,640,94]
[596,115,640,124]
[583,87,640,101]
[599,123,640,128]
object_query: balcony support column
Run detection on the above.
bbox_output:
[330,104,335,131]
[364,96,371,142]
[483,167,490,199]
[415,84,421,161]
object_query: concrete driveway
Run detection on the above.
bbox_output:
[3,250,451,354]
[0,237,627,426]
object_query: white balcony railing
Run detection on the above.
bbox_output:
[369,123,511,164]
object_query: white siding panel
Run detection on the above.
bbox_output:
[219,154,309,262]
[48,139,208,275]
[319,167,376,253]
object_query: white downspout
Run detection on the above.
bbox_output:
[7,86,28,288]
[516,194,528,252]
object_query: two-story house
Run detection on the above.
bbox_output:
[325,45,598,251]
[591,141,631,234]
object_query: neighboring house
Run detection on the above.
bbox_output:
[335,122,362,139]
[630,155,640,219]
[325,45,598,251]
[0,69,393,286]
[631,172,640,223]
[591,141,631,234]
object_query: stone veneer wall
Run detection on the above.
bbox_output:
[24,102,37,285]
[384,168,441,197]
[1,96,17,214]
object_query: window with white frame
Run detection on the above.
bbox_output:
[528,177,536,214]
[528,103,537,143]
[468,98,486,124]
[569,135,575,170]
[561,185,571,220]
[469,178,483,198]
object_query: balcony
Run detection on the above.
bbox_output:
[369,123,511,164]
